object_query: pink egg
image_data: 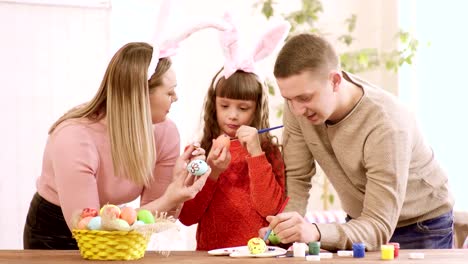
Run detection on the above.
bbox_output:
[119,207,137,225]
[77,216,93,230]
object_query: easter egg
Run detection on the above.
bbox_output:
[268,230,281,245]
[77,216,93,230]
[80,208,98,218]
[115,218,130,229]
[100,204,121,218]
[87,216,102,230]
[132,220,145,227]
[247,237,267,254]
[186,159,209,176]
[137,209,155,224]
[213,134,231,150]
[120,207,137,225]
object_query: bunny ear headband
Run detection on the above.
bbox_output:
[147,0,230,80]
[219,12,291,81]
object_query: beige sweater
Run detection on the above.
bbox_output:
[282,72,454,251]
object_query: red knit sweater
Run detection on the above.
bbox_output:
[178,140,285,250]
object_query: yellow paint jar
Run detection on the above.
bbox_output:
[381,244,394,260]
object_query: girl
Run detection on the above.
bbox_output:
[178,14,290,250]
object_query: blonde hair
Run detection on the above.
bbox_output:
[49,42,172,186]
[201,69,279,157]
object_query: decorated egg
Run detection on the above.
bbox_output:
[268,230,281,245]
[137,209,155,224]
[87,216,102,230]
[80,208,98,218]
[114,218,130,230]
[186,159,209,176]
[77,216,93,230]
[132,220,145,227]
[213,134,231,150]
[120,206,137,225]
[100,204,121,218]
[247,237,267,254]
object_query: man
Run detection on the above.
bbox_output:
[263,33,454,251]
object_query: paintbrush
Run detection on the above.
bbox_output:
[230,125,284,141]
[263,196,290,241]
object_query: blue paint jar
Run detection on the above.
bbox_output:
[352,242,365,258]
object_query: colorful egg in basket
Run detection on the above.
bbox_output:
[72,205,177,260]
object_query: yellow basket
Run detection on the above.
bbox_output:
[72,229,149,260]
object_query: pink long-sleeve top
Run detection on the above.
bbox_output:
[36,118,180,230]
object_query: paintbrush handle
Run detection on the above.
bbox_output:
[258,125,284,134]
[230,125,284,141]
[263,196,290,241]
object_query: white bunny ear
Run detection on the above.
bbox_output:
[150,0,172,45]
[147,0,172,79]
[252,19,291,62]
[159,20,231,58]
[219,12,241,78]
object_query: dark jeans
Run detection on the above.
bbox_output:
[23,193,78,249]
[346,211,453,249]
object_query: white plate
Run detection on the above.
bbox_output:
[207,246,246,256]
[208,246,287,258]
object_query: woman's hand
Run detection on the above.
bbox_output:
[164,144,211,205]
[206,142,231,181]
[235,125,263,157]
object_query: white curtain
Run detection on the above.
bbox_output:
[0,0,111,249]
[398,0,468,211]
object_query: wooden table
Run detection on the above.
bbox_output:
[0,249,467,263]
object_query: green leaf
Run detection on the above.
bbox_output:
[276,108,283,119]
[261,1,274,18]
[268,83,275,96]
[328,194,334,205]
[345,14,357,32]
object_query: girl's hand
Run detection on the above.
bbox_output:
[235,125,262,157]
[164,145,211,205]
[206,142,231,181]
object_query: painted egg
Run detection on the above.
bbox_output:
[87,216,102,230]
[137,209,155,224]
[115,218,130,229]
[213,134,231,150]
[80,208,98,218]
[186,159,209,176]
[247,237,267,254]
[268,230,281,245]
[120,207,137,225]
[132,220,145,227]
[77,216,93,230]
[100,204,121,218]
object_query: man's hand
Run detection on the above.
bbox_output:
[266,211,320,244]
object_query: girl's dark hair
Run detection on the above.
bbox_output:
[201,69,281,159]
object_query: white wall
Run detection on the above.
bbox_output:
[398,0,468,211]
[0,0,397,249]
[0,0,111,249]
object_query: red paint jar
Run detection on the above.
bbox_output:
[388,242,400,258]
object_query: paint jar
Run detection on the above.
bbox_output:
[308,241,320,255]
[388,242,399,258]
[352,242,365,258]
[381,244,394,260]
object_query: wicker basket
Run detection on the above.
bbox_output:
[72,229,149,260]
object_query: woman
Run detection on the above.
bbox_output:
[23,42,211,249]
